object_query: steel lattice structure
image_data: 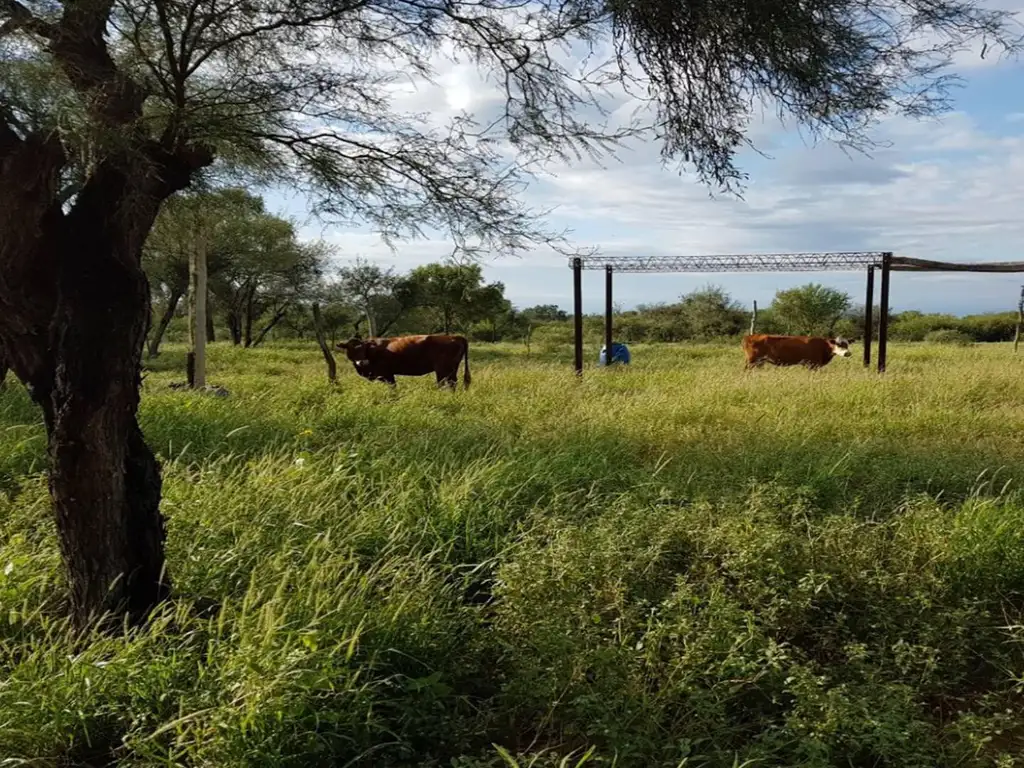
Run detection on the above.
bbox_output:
[570,250,1024,377]
[569,251,887,273]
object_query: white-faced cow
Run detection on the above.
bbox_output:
[742,334,852,370]
[336,334,471,390]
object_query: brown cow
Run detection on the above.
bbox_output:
[742,334,851,370]
[336,334,471,390]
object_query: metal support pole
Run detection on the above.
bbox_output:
[573,257,583,377]
[604,265,613,366]
[877,253,892,373]
[863,265,874,368]
[1014,284,1023,354]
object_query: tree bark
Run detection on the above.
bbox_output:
[147,288,183,358]
[8,165,177,631]
[0,147,207,631]
[0,4,213,631]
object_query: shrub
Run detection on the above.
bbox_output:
[958,313,1018,342]
[924,329,974,346]
[889,313,961,342]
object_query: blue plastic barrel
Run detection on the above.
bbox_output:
[599,342,631,366]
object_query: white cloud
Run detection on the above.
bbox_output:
[272,3,1024,316]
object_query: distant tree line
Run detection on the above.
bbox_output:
[519,285,1021,347]
[143,189,566,351]
[144,194,1020,352]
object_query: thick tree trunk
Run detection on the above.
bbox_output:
[0,27,212,631]
[47,196,170,630]
[147,288,183,358]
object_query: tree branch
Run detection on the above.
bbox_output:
[0,0,55,39]
[48,0,147,125]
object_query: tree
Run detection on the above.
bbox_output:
[472,306,533,344]
[337,259,400,337]
[470,284,517,341]
[0,0,1015,630]
[144,189,269,356]
[835,303,890,341]
[771,284,852,335]
[522,305,570,323]
[248,242,329,348]
[677,285,746,339]
[142,204,192,358]
[318,283,363,345]
[202,199,316,347]
[404,263,508,333]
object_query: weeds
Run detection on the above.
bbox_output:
[1,342,1024,766]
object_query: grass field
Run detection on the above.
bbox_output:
[3,340,1024,766]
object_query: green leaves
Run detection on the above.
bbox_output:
[771,283,852,336]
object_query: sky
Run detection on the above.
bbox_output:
[265,2,1024,316]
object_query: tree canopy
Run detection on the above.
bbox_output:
[336,259,402,337]
[3,0,1018,233]
[144,187,329,353]
[772,283,853,336]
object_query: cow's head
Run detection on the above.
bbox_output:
[829,337,852,358]
[336,337,376,373]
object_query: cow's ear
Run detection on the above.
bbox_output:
[336,341,348,350]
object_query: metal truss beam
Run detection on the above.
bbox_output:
[569,251,887,273]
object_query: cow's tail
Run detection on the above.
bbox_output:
[462,339,471,390]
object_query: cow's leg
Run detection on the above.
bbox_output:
[435,368,457,390]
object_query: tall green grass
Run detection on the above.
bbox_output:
[2,341,1024,766]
